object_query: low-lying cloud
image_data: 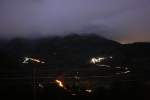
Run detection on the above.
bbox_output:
[0,0,150,43]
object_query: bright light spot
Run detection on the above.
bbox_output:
[123,70,131,74]
[55,80,64,88]
[38,83,44,88]
[119,70,131,75]
[85,89,92,93]
[22,57,45,64]
[90,57,105,64]
[74,72,80,80]
[22,57,29,63]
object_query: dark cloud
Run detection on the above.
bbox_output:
[0,0,150,43]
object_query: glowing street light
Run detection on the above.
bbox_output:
[55,80,64,88]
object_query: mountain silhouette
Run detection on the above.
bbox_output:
[0,34,150,72]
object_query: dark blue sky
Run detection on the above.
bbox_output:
[0,0,150,43]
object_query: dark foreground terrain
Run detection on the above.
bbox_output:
[1,34,150,100]
[0,79,150,100]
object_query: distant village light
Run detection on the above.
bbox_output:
[90,57,105,64]
[85,89,92,93]
[22,57,45,64]
[123,70,131,74]
[22,57,30,63]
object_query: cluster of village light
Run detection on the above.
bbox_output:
[90,56,131,75]
[22,57,45,64]
[90,56,112,64]
[90,57,105,64]
[90,56,113,68]
[115,66,131,75]
[22,56,92,95]
[22,56,131,96]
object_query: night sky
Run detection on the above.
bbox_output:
[0,0,150,43]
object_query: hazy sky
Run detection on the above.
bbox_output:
[0,0,150,43]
